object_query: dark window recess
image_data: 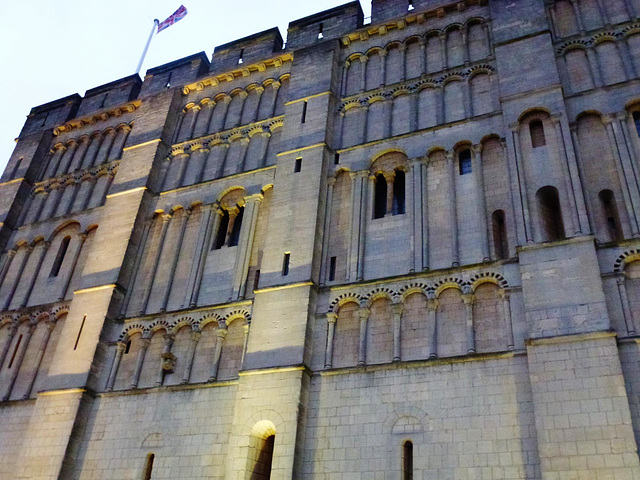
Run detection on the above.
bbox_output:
[238,48,244,64]
[492,210,508,260]
[253,269,261,292]
[329,257,337,281]
[530,120,546,147]
[253,435,275,478]
[374,174,387,219]
[634,112,640,137]
[537,186,565,241]
[74,315,86,351]
[282,253,290,276]
[10,157,22,180]
[143,454,155,480]
[459,149,472,175]
[8,334,23,369]
[229,207,244,247]
[599,189,623,241]
[213,210,230,249]
[301,101,308,123]
[125,340,131,354]
[50,236,71,277]
[165,72,173,88]
[318,22,324,39]
[392,170,406,215]
[408,0,415,11]
[403,441,414,480]
[294,158,302,173]
[334,153,340,165]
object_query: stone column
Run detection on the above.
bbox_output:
[212,96,232,133]
[108,125,132,161]
[410,160,424,272]
[3,322,36,401]
[121,220,152,317]
[383,98,393,138]
[161,210,190,312]
[57,140,77,176]
[232,193,263,300]
[348,172,365,282]
[95,129,116,164]
[83,132,103,169]
[139,214,171,315]
[69,136,90,173]
[359,56,368,92]
[105,342,126,391]
[570,0,586,32]
[499,289,515,350]
[473,145,490,261]
[399,43,407,81]
[548,5,560,38]
[156,334,175,386]
[357,307,370,366]
[379,50,388,87]
[617,41,635,81]
[241,324,250,369]
[623,112,640,173]
[0,323,18,369]
[45,144,66,179]
[392,301,404,362]
[181,329,201,384]
[179,105,200,142]
[613,115,640,229]
[427,296,438,358]
[189,204,219,307]
[0,250,16,291]
[320,177,336,286]
[419,40,427,75]
[446,151,459,266]
[593,0,610,24]
[509,126,534,243]
[462,293,476,354]
[439,33,448,69]
[551,115,582,235]
[569,126,594,234]
[585,48,603,88]
[209,326,228,382]
[617,275,637,335]
[462,26,470,64]
[324,313,337,369]
[3,246,32,311]
[58,232,87,301]
[358,175,371,281]
[341,62,349,96]
[270,82,281,118]
[193,100,215,138]
[130,337,150,389]
[233,91,249,129]
[22,319,56,399]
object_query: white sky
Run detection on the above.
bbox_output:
[0,0,372,176]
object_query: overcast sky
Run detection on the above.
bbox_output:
[0,0,372,176]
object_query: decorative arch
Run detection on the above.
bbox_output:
[614,249,640,272]
[468,272,509,291]
[329,293,362,314]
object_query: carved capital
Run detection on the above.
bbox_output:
[326,312,338,324]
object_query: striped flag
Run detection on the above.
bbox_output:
[157,5,188,34]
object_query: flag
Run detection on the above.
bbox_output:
[157,5,188,34]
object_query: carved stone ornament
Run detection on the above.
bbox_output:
[161,352,177,372]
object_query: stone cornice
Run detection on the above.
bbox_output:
[182,53,294,95]
[53,101,141,135]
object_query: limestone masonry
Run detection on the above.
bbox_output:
[2,0,640,478]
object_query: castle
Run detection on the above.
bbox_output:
[1,0,640,478]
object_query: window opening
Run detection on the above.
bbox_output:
[392,170,406,215]
[318,22,324,39]
[530,120,546,148]
[50,236,71,277]
[634,112,640,137]
[459,149,472,175]
[492,210,508,259]
[334,153,340,165]
[282,253,290,276]
[537,186,565,241]
[403,441,414,480]
[229,207,244,247]
[329,256,337,281]
[301,101,308,123]
[599,189,623,241]
[253,269,261,292]
[143,453,155,480]
[165,72,173,88]
[8,334,22,369]
[74,315,86,351]
[408,0,415,11]
[125,340,132,354]
[213,210,230,249]
[294,158,302,173]
[253,435,275,479]
[238,48,244,64]
[374,174,387,219]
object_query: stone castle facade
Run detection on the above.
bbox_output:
[1,0,640,478]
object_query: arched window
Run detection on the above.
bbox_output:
[403,441,414,480]
[599,190,623,241]
[492,210,508,259]
[374,174,387,219]
[142,453,155,480]
[392,169,405,215]
[252,434,275,479]
[634,111,640,137]
[213,210,229,250]
[530,120,546,148]
[458,149,472,175]
[50,236,71,277]
[229,206,244,247]
[537,186,565,241]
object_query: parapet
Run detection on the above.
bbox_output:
[142,52,210,95]
[286,1,364,50]
[371,0,485,23]
[19,94,81,138]
[210,28,284,74]
[76,74,142,118]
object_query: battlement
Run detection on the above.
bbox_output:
[142,51,210,95]
[211,28,284,74]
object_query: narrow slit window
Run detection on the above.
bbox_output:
[634,112,640,137]
[374,174,387,219]
[537,186,565,241]
[492,210,508,259]
[458,149,472,175]
[253,435,275,478]
[599,189,623,241]
[408,0,415,11]
[403,441,414,480]
[530,120,546,147]
[334,153,340,165]
[392,170,406,215]
[74,315,86,351]
[50,236,71,277]
[294,158,302,173]
[8,334,23,369]
[213,210,229,249]
[301,101,308,123]
[229,207,244,247]
[143,453,155,480]
[125,340,132,354]
[238,48,244,64]
[282,253,290,276]
[165,72,173,88]
[318,22,324,39]
[253,269,261,292]
[329,256,337,281]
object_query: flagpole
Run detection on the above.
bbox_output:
[136,19,159,75]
